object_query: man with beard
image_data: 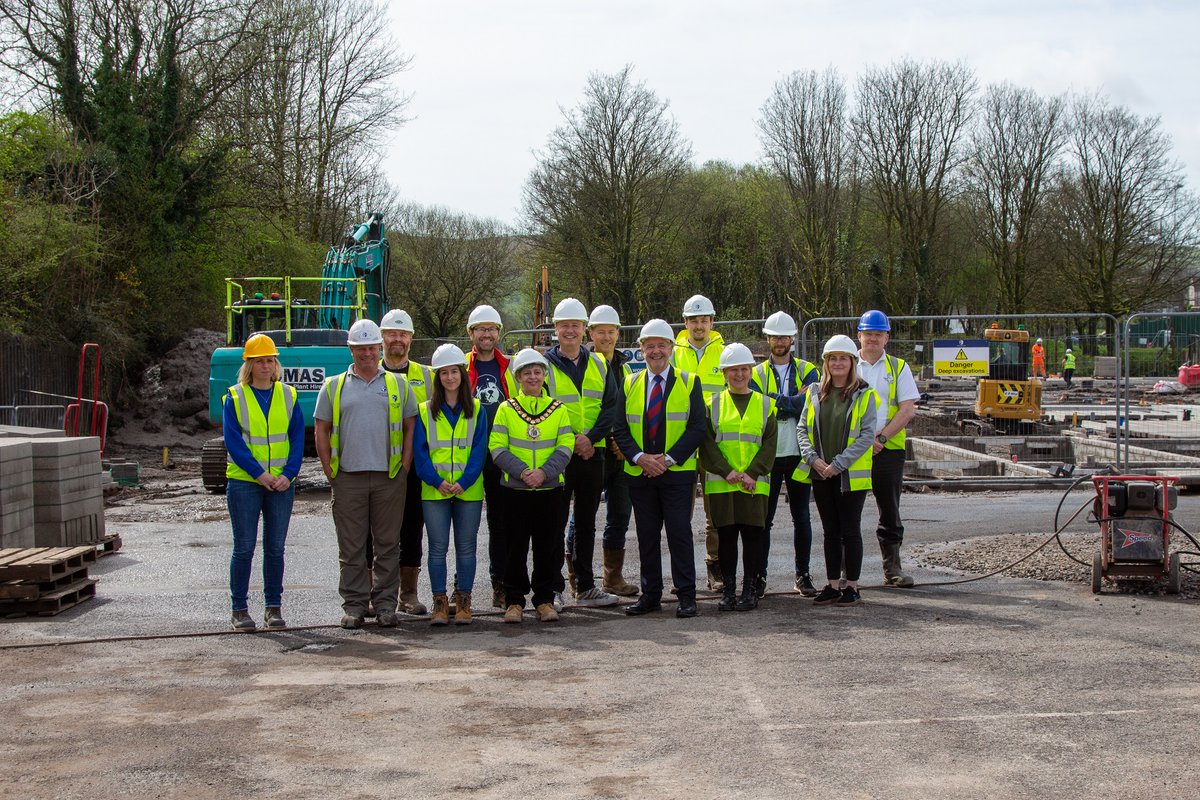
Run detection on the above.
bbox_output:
[464,304,518,607]
[380,309,432,615]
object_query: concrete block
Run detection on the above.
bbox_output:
[28,436,101,457]
[0,526,34,549]
[34,513,104,546]
[0,482,34,507]
[31,464,103,482]
[31,453,103,471]
[32,488,103,511]
[34,497,104,523]
[28,474,102,496]
[0,507,33,536]
[0,425,64,439]
[0,440,32,462]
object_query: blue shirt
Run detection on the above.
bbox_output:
[472,357,504,423]
[413,402,490,494]
[223,384,306,481]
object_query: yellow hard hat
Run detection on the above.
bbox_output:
[243,333,279,360]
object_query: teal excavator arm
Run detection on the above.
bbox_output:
[318,211,389,329]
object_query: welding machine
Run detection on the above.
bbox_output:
[1091,475,1181,594]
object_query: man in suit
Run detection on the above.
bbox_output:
[612,319,706,618]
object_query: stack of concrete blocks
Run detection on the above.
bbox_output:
[0,440,34,548]
[30,437,105,547]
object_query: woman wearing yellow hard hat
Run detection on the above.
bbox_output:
[223,333,304,631]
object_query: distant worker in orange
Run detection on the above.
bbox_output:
[1031,337,1046,379]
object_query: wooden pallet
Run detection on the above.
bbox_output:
[0,547,99,582]
[0,577,96,616]
[96,534,122,558]
[0,566,91,600]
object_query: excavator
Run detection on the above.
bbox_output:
[969,323,1044,433]
[201,213,390,492]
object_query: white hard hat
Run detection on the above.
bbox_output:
[553,297,589,323]
[763,311,798,337]
[1036,337,1043,343]
[719,343,755,370]
[822,334,859,359]
[430,343,467,370]
[379,309,414,332]
[638,319,676,344]
[588,304,621,327]
[347,319,383,346]
[511,347,549,374]
[467,304,503,331]
[1066,348,1072,353]
[682,294,716,318]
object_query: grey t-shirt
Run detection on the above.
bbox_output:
[315,366,418,472]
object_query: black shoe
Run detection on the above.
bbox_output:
[754,573,767,599]
[795,573,817,597]
[837,586,862,606]
[676,597,699,618]
[735,578,758,611]
[813,585,841,605]
[717,578,737,612]
[625,595,663,616]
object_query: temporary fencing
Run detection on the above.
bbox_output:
[0,334,80,431]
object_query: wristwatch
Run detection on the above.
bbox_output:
[875,433,888,444]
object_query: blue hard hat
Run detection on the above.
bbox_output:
[858,310,891,332]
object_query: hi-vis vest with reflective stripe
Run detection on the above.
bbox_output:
[672,332,725,397]
[488,393,574,490]
[874,354,908,451]
[622,370,699,476]
[751,358,819,396]
[545,351,608,434]
[1063,352,1076,369]
[327,370,408,479]
[419,399,484,501]
[225,382,297,482]
[386,360,432,405]
[792,388,877,491]
[704,390,774,496]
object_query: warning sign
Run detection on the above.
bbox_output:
[933,339,989,376]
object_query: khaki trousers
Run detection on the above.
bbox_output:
[331,469,406,615]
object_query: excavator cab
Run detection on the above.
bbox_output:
[974,324,1042,430]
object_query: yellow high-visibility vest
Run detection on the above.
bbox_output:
[792,388,877,491]
[419,399,484,501]
[622,370,699,476]
[327,370,408,478]
[703,389,774,496]
[225,382,297,482]
[545,351,608,434]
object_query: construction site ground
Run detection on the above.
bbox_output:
[2,457,1198,800]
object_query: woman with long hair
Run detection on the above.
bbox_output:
[413,344,489,626]
[223,333,304,631]
[794,335,879,606]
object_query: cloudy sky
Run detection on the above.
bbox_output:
[383,0,1200,227]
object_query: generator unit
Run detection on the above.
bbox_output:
[1091,475,1181,594]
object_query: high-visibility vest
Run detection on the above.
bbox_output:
[1063,352,1076,370]
[792,387,877,491]
[751,358,819,396]
[867,354,909,451]
[385,360,432,405]
[419,399,484,501]
[225,382,297,482]
[1031,344,1045,361]
[622,370,699,477]
[326,370,408,478]
[488,393,574,490]
[544,350,609,434]
[703,389,774,496]
[672,331,726,397]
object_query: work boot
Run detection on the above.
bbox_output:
[231,610,256,632]
[491,580,505,609]
[340,613,365,629]
[400,566,428,614]
[717,576,737,611]
[706,561,724,592]
[453,592,473,625]
[264,607,287,629]
[735,575,758,611]
[602,549,639,596]
[536,603,560,622]
[564,551,577,596]
[754,573,767,599]
[503,604,523,624]
[880,541,915,588]
[430,593,450,626]
[377,609,398,628]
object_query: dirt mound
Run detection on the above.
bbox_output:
[108,329,224,453]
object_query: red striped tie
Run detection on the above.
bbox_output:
[646,374,664,446]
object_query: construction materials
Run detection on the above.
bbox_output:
[0,546,100,616]
[0,440,34,548]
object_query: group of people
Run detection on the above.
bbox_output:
[222,296,920,630]
[1029,337,1076,386]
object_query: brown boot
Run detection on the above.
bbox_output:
[564,551,577,596]
[602,548,639,596]
[400,566,428,615]
[453,591,472,625]
[430,593,450,626]
[880,541,914,587]
[491,580,505,609]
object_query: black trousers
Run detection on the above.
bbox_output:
[717,523,764,583]
[558,453,604,593]
[629,477,696,600]
[764,454,813,577]
[398,465,424,568]
[812,478,866,582]
[871,447,906,547]
[1063,368,1074,387]
[482,456,506,584]
[502,486,565,608]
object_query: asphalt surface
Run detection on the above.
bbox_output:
[2,487,1198,798]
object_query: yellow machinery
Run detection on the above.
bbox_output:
[974,325,1043,429]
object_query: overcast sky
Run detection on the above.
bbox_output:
[383,0,1200,227]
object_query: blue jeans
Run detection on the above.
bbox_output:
[227,478,294,611]
[423,498,482,595]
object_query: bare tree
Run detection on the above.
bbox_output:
[389,205,521,338]
[964,84,1066,313]
[1050,95,1200,316]
[758,67,863,318]
[852,58,977,314]
[523,65,693,321]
